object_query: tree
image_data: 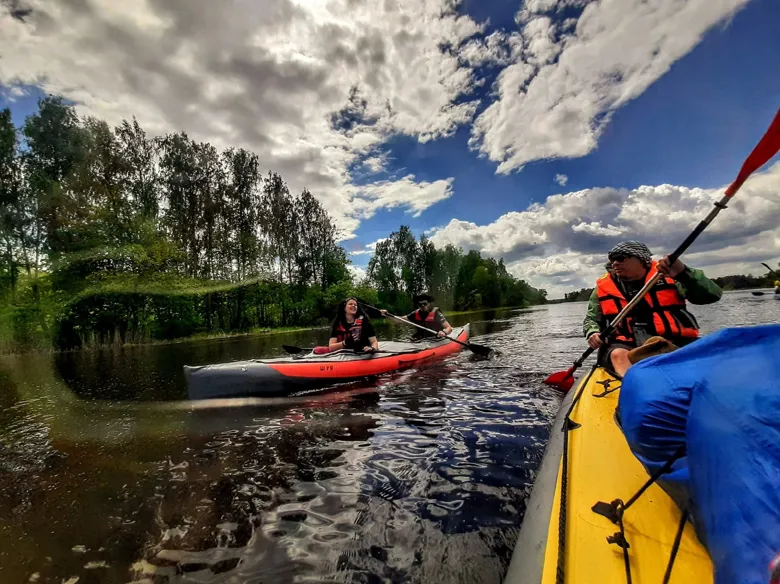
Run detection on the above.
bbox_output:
[295,188,345,289]
[116,117,159,220]
[159,132,200,276]
[0,109,24,295]
[258,172,297,283]
[22,95,87,265]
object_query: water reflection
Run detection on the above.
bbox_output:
[1,297,775,583]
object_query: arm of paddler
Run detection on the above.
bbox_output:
[328,337,348,351]
[583,288,602,338]
[674,266,723,305]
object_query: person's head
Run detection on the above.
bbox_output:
[344,297,359,318]
[335,297,368,324]
[413,293,435,311]
[608,241,652,281]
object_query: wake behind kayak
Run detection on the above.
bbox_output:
[184,325,470,399]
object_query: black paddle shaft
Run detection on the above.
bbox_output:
[355,299,492,356]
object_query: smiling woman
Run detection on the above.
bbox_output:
[328,297,379,353]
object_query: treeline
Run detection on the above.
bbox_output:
[0,96,547,353]
[711,271,778,291]
[0,96,359,351]
[367,226,547,313]
[549,287,594,304]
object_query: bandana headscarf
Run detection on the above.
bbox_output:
[608,241,652,266]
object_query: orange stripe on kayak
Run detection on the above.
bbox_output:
[266,328,468,379]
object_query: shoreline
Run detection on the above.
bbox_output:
[0,305,533,357]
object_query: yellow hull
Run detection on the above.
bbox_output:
[506,367,714,583]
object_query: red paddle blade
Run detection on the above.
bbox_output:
[725,107,780,197]
[543,367,576,392]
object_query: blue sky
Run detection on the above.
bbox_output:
[349,0,780,247]
[2,0,779,295]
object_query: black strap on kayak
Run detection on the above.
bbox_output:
[555,363,596,584]
[592,378,621,398]
[591,443,686,584]
[662,507,689,584]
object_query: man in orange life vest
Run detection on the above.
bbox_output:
[382,293,453,339]
[583,241,722,377]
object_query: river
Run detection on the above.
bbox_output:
[1,290,777,584]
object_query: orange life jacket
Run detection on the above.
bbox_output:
[410,307,441,330]
[596,261,699,344]
[334,316,364,343]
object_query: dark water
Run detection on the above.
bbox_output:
[0,292,777,584]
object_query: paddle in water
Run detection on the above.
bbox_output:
[545,107,780,392]
[356,299,494,358]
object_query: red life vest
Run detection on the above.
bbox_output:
[410,307,441,330]
[334,316,364,343]
[595,261,699,344]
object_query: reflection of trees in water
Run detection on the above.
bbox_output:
[0,324,558,584]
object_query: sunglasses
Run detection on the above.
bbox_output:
[609,254,630,262]
[418,301,429,307]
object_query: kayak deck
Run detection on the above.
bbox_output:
[540,367,713,583]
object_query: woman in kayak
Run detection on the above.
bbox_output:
[328,297,379,353]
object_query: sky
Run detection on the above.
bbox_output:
[1,0,779,297]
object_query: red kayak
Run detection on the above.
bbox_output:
[184,325,470,399]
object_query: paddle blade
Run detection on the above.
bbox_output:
[725,108,780,197]
[544,367,576,392]
[281,345,305,354]
[467,343,493,358]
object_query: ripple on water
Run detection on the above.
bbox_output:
[2,297,773,583]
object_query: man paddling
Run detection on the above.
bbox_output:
[583,241,722,376]
[380,293,453,339]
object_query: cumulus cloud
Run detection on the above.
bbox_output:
[554,173,568,186]
[0,0,482,237]
[348,264,367,283]
[350,238,387,256]
[430,162,780,296]
[350,175,454,219]
[470,0,751,173]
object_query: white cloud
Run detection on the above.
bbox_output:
[350,175,454,219]
[554,173,568,186]
[460,30,512,67]
[0,0,482,237]
[362,152,390,174]
[350,238,387,256]
[430,162,780,297]
[348,263,367,282]
[1,84,27,101]
[470,0,751,174]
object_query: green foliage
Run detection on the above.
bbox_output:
[0,95,545,354]
[711,272,776,291]
[0,95,360,353]
[367,226,547,313]
[555,287,595,303]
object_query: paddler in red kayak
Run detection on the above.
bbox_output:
[583,241,722,377]
[328,297,379,353]
[380,293,453,340]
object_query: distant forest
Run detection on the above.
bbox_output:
[554,265,780,303]
[0,96,546,353]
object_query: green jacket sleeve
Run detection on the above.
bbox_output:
[674,266,723,305]
[583,289,602,338]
